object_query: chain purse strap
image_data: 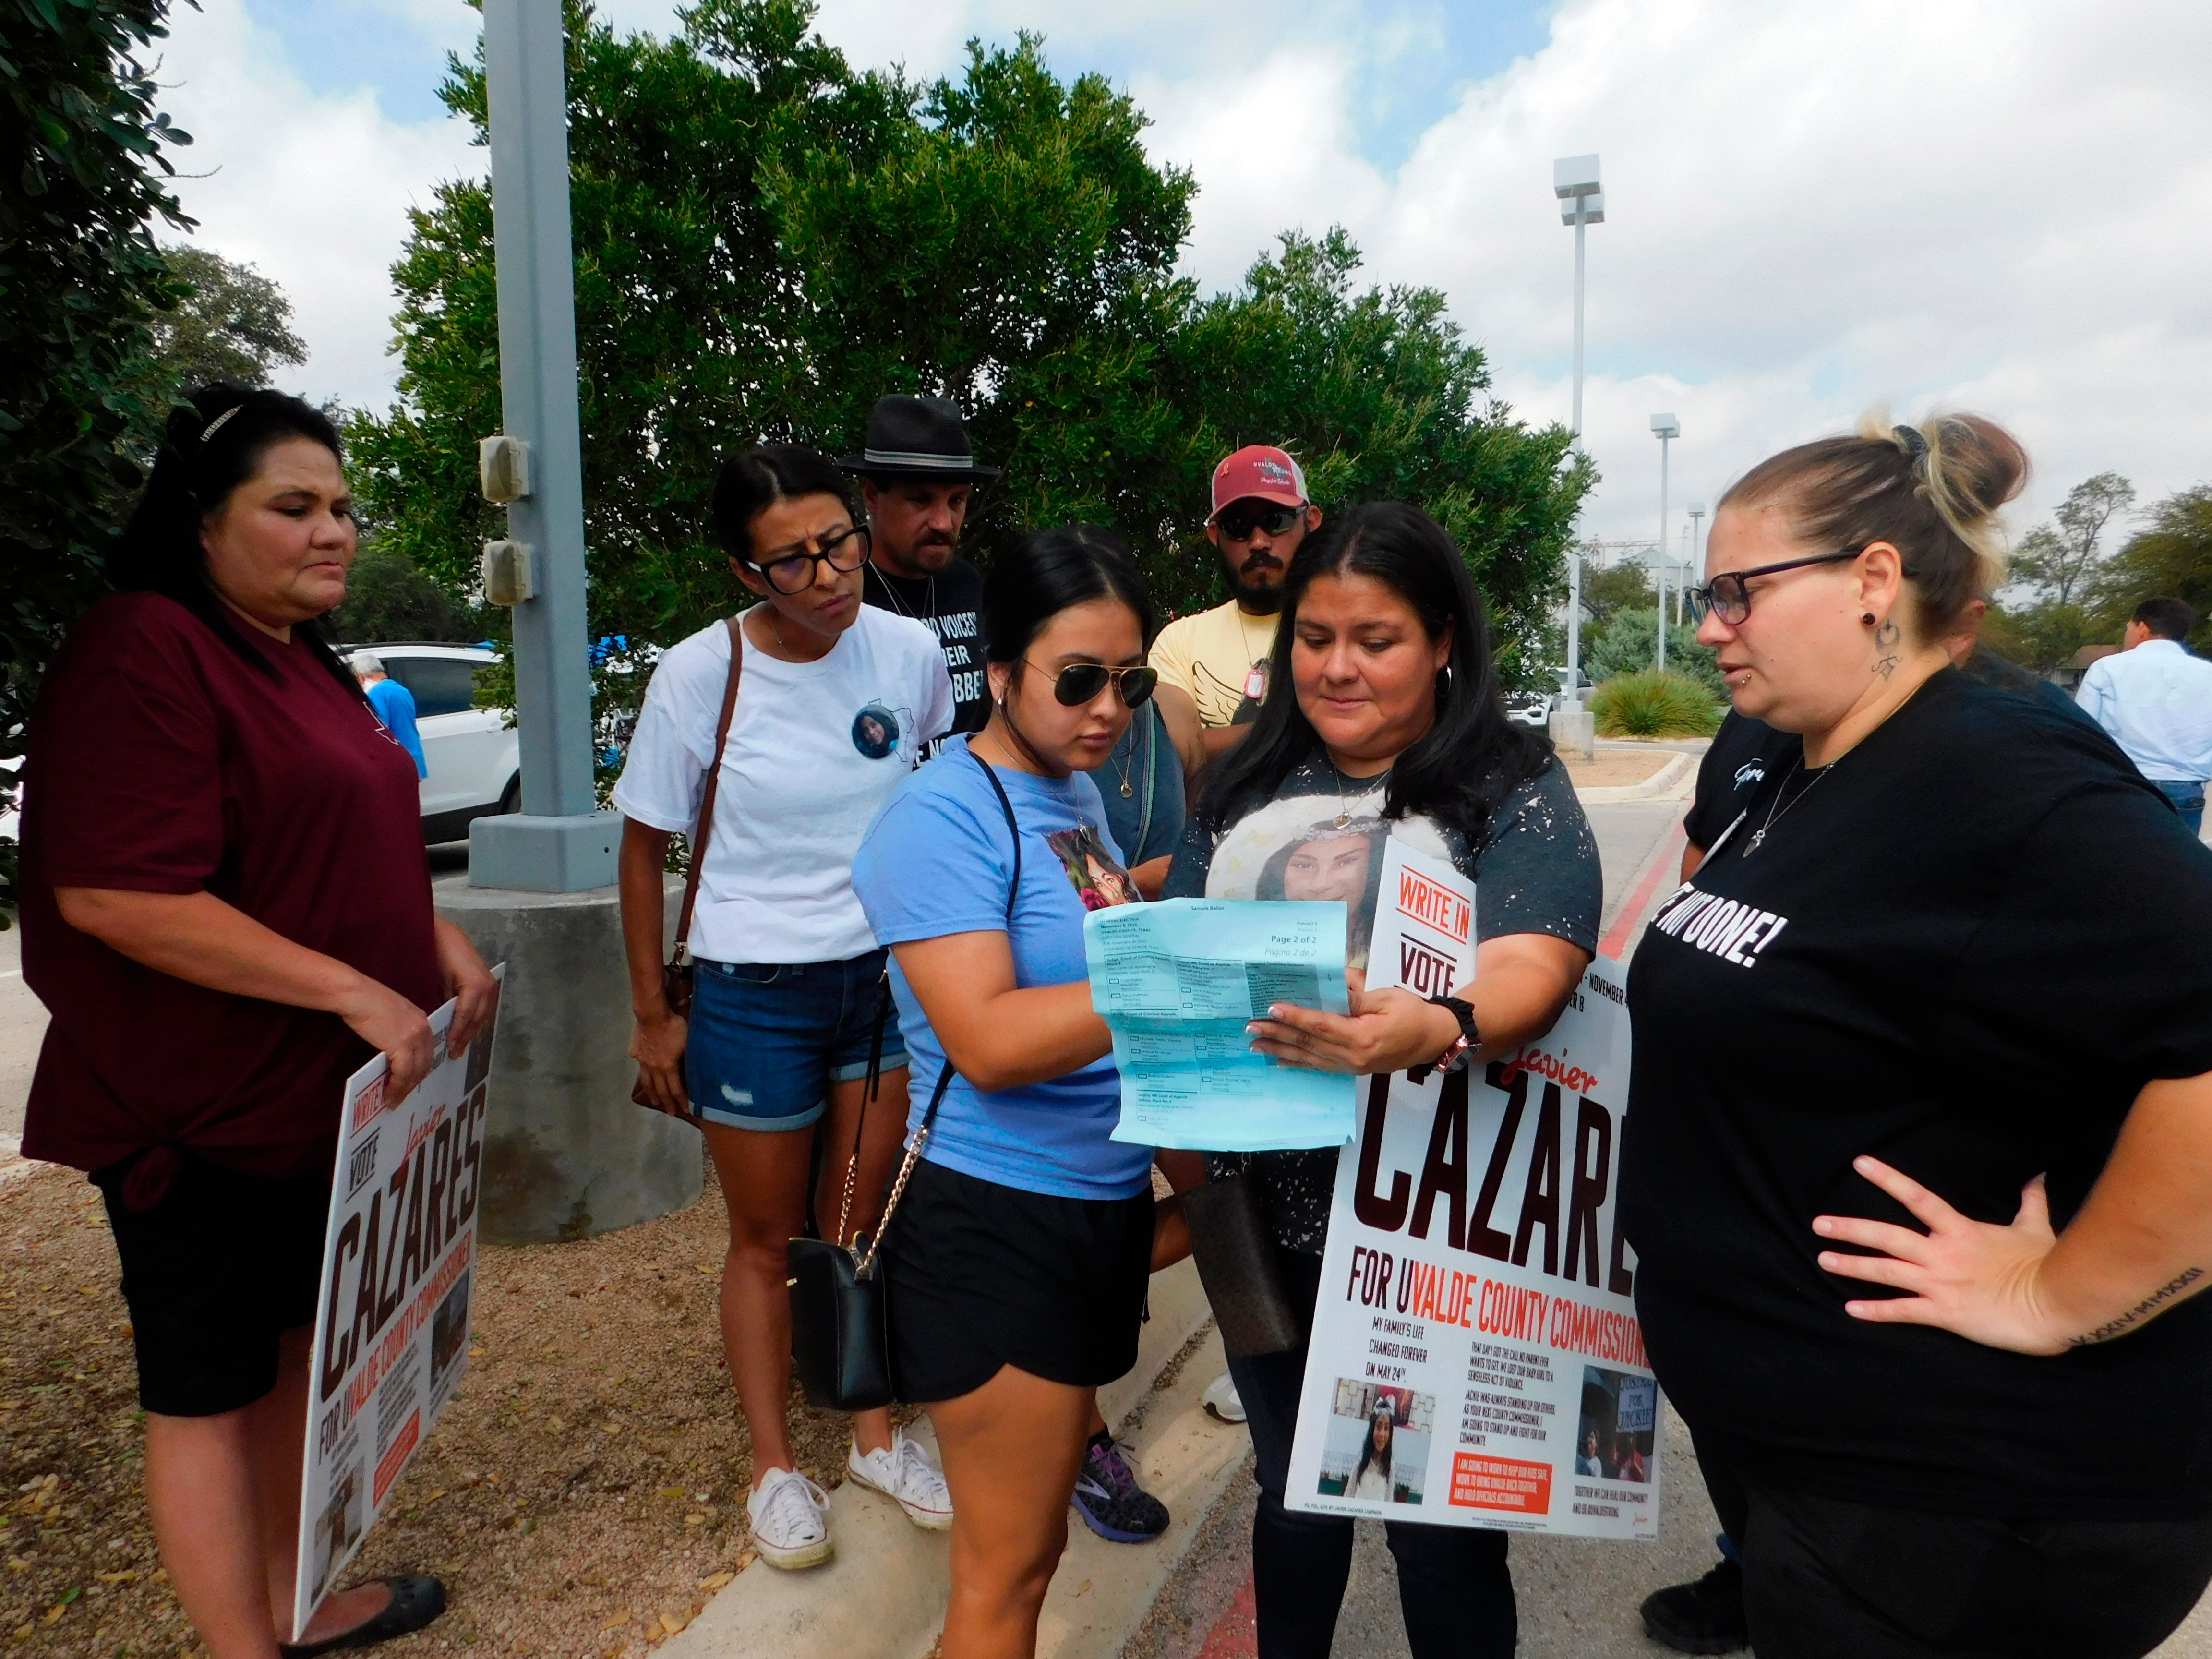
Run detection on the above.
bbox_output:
[854,745,1023,1278]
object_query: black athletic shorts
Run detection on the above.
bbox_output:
[883,1158,1154,1403]
[93,1151,332,1417]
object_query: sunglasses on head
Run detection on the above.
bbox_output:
[1215,502,1302,542]
[1018,659,1159,708]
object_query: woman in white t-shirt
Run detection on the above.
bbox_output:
[614,445,956,1571]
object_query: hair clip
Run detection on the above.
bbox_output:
[1891,424,1928,465]
[199,406,243,443]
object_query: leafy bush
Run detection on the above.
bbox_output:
[1591,670,1723,738]
[1586,606,1724,697]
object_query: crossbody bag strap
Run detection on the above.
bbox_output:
[852,743,1027,1275]
[671,616,745,966]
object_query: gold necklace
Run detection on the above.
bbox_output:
[1323,752,1391,830]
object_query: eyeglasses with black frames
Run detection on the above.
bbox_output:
[1683,549,1863,625]
[1018,660,1159,708]
[749,523,871,594]
[1214,503,1302,542]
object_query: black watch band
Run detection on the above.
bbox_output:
[1407,995,1479,1083]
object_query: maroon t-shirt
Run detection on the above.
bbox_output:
[19,593,444,1182]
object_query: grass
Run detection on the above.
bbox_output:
[1590,670,1725,738]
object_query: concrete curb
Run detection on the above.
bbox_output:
[663,1259,1247,1659]
[1574,750,1695,804]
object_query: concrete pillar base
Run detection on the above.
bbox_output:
[435,876,701,1245]
[1550,706,1597,763]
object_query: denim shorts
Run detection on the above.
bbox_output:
[685,948,906,1131]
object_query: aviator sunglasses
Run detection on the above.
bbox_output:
[1016,659,1159,708]
[1683,549,1876,625]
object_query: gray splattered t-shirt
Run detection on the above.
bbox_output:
[1161,751,1600,1254]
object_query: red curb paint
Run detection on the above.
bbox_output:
[1599,818,1688,961]
[1195,1576,1258,1659]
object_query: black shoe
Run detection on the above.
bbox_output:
[281,1575,447,1656]
[1639,1557,1747,1655]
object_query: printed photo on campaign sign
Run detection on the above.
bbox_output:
[1315,1378,1436,1507]
[1285,844,1658,1540]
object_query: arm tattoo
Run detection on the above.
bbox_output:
[2069,1266,2206,1347]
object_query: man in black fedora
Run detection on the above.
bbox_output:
[841,395,999,758]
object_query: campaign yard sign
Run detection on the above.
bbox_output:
[1285,843,1657,1539]
[292,969,502,1639]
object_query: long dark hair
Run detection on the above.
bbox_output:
[1353,1407,1394,1488]
[1196,502,1551,847]
[112,384,361,696]
[982,525,1154,665]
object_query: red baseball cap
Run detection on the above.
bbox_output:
[1210,445,1308,517]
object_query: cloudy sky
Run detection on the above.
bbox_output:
[154,0,2211,559]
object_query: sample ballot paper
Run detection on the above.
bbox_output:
[1084,897,1355,1150]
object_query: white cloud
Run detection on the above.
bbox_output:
[156,0,481,412]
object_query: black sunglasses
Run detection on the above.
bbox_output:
[748,523,870,594]
[1684,549,1864,625]
[1019,660,1159,708]
[1215,502,1302,542]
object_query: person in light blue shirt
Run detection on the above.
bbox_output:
[351,652,427,779]
[852,525,1182,1652]
[2076,596,2212,831]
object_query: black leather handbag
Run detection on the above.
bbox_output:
[786,747,1022,1411]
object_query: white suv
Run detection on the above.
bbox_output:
[342,643,520,844]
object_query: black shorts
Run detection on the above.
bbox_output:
[884,1158,1154,1403]
[93,1151,332,1417]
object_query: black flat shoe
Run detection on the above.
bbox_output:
[281,1575,447,1656]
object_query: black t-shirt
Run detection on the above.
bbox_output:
[863,557,987,757]
[1164,749,1601,1253]
[1621,667,2212,1518]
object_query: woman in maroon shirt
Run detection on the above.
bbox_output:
[19,387,497,1658]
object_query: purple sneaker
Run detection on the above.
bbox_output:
[1071,1434,1169,1543]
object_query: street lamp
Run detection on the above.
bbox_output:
[1554,154,1602,701]
[1686,501,1707,625]
[1651,413,1679,673]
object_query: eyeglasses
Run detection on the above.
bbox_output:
[1684,550,1863,625]
[1019,660,1159,708]
[748,523,870,594]
[1215,503,1302,542]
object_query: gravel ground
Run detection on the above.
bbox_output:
[0,1160,870,1658]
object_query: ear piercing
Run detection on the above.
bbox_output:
[1862,613,1877,626]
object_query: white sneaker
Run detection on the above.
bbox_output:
[847,1429,954,1531]
[746,1466,833,1569]
[1203,1372,1247,1425]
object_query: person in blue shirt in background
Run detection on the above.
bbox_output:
[352,651,427,780]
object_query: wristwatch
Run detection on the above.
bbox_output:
[1407,995,1479,1083]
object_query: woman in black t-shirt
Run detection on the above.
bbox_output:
[1621,412,2212,1659]
[1163,503,1600,1659]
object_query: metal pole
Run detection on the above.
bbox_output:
[1563,201,1586,700]
[1656,433,1670,675]
[470,0,618,891]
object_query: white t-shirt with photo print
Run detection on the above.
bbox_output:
[613,607,953,965]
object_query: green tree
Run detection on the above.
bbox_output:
[143,243,309,393]
[1587,607,1724,697]
[350,1,1590,732]
[1,0,194,919]
[2086,484,2212,650]
[2011,472,2135,607]
[328,546,484,645]
[1979,600,2096,675]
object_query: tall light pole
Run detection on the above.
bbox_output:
[1554,155,1602,701]
[1686,501,1707,625]
[1651,413,1679,673]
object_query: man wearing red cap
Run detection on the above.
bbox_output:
[1150,446,1322,764]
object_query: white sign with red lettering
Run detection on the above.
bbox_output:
[292,968,501,1639]
[1285,844,1657,1538]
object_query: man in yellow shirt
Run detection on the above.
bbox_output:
[1151,445,1322,765]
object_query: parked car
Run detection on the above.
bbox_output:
[1505,690,1553,728]
[340,642,519,845]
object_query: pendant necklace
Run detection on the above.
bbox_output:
[1323,752,1392,830]
[1743,758,1831,856]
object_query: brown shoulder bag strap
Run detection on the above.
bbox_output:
[671,616,745,966]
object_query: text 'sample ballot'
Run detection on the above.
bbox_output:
[292,966,503,1639]
[1286,844,1656,1539]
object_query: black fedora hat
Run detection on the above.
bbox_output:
[837,394,1001,482]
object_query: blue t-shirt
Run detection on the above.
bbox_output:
[364,677,427,779]
[852,737,1152,1201]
